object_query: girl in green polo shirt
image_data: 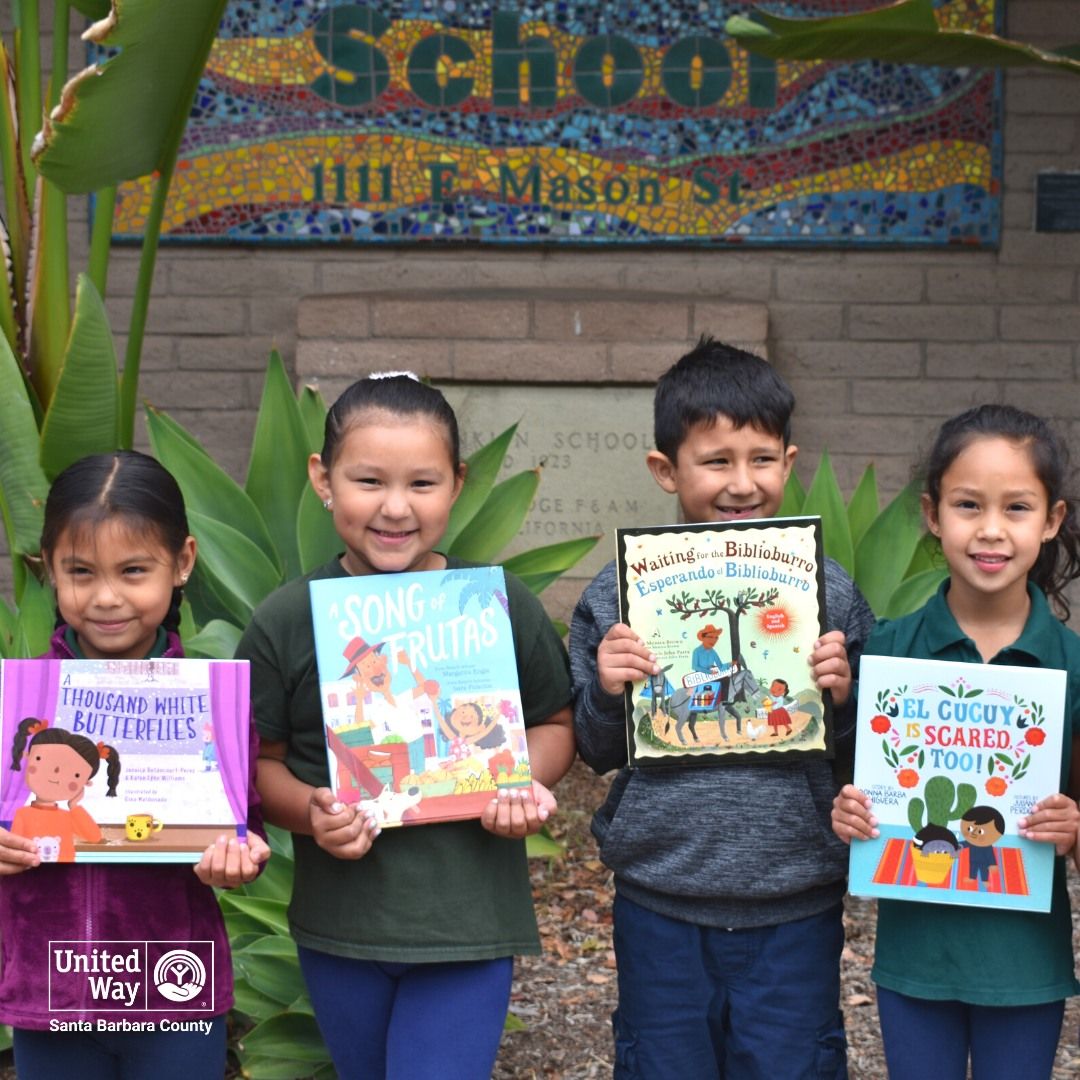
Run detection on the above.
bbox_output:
[237,373,576,1080]
[832,404,1080,1080]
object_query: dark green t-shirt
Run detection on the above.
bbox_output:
[236,557,572,962]
[867,581,1080,1005]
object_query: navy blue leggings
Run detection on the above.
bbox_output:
[297,945,513,1080]
[12,1016,227,1079]
[876,986,1065,1080]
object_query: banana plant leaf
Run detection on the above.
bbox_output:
[12,574,54,659]
[443,424,519,551]
[38,274,119,480]
[448,468,541,564]
[800,450,854,576]
[245,351,312,581]
[33,0,233,193]
[0,331,48,567]
[725,1,1080,75]
[146,407,281,573]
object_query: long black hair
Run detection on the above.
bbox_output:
[10,717,121,796]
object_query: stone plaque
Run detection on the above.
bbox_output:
[440,385,677,582]
[1035,172,1080,232]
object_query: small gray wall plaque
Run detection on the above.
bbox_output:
[1035,172,1080,232]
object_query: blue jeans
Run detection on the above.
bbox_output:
[297,945,513,1080]
[612,893,847,1079]
[13,1017,227,1079]
[876,985,1065,1080]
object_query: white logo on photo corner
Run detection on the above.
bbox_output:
[153,949,207,1003]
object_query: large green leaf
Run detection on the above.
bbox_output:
[443,424,518,550]
[13,575,54,659]
[33,0,233,193]
[846,464,879,551]
[298,385,327,452]
[183,618,242,660]
[146,407,281,573]
[725,1,1080,75]
[448,469,540,564]
[883,566,948,620]
[904,531,943,577]
[853,478,924,614]
[231,978,286,1023]
[800,451,854,576]
[777,468,805,518]
[233,938,307,1005]
[187,510,282,625]
[39,274,119,480]
[246,351,311,580]
[296,482,341,574]
[502,537,601,594]
[239,1014,330,1064]
[0,333,48,560]
[237,1054,331,1080]
[217,894,290,936]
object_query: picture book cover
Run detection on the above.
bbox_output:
[616,516,831,766]
[0,658,251,863]
[309,567,531,827]
[849,655,1066,913]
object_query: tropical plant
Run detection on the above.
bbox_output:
[725,0,1080,76]
[149,352,600,659]
[780,451,946,619]
[0,0,231,618]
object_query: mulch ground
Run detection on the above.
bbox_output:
[494,760,1080,1079]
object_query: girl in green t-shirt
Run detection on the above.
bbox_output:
[243,373,575,1080]
[832,404,1080,1080]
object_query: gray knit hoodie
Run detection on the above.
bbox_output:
[570,557,875,929]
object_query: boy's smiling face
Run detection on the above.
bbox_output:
[647,416,797,525]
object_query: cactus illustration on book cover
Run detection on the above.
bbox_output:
[0,658,250,863]
[849,655,1066,912]
[616,517,830,766]
[310,567,531,827]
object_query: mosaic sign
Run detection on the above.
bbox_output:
[112,0,1001,245]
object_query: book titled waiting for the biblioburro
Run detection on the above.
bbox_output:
[616,516,831,767]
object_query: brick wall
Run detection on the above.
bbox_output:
[3,0,1079,614]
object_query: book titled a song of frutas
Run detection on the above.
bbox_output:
[616,516,831,767]
[0,657,250,863]
[309,566,532,827]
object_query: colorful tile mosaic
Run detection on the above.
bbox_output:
[108,1,1002,246]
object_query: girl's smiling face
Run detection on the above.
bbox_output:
[25,742,94,805]
[309,411,465,577]
[924,435,1065,610]
[46,518,196,660]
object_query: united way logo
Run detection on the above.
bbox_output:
[153,949,207,1003]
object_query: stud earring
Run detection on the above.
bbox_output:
[180,574,189,584]
[323,498,333,510]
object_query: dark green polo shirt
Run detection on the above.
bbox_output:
[237,557,572,962]
[866,581,1080,1005]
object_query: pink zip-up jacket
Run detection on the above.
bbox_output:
[0,627,263,1028]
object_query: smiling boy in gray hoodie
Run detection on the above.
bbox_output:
[570,338,874,1079]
